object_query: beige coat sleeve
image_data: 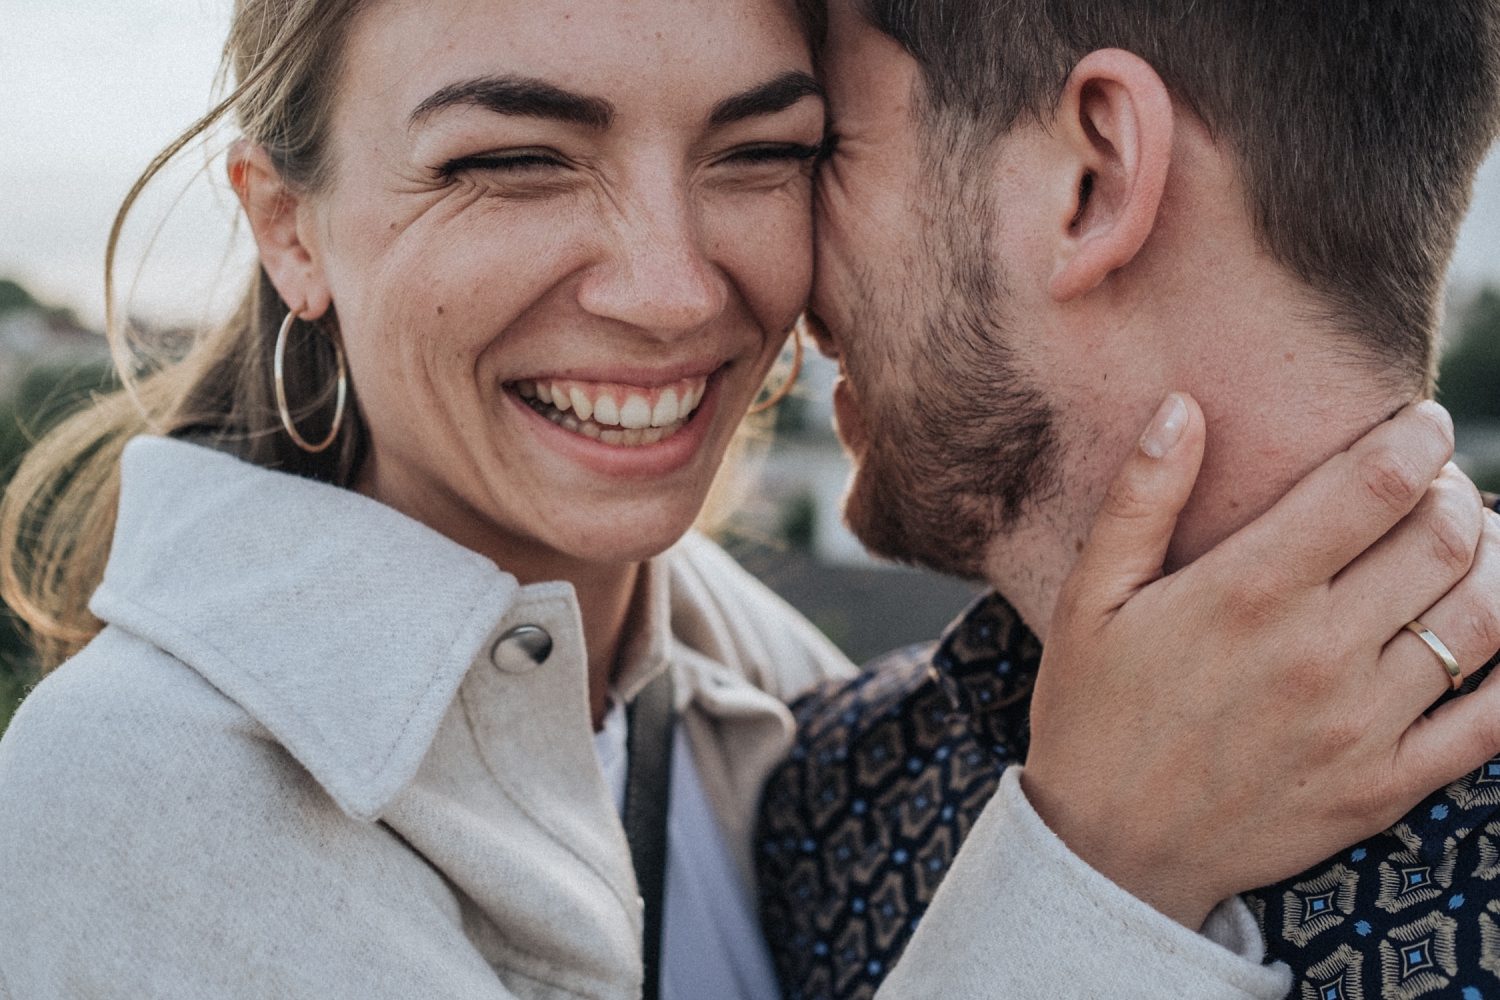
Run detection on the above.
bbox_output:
[0,640,521,1000]
[875,767,1292,1000]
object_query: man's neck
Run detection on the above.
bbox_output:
[981,298,1416,643]
[975,108,1428,641]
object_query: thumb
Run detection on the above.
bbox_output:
[1064,393,1206,619]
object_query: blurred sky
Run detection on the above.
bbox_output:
[3,0,1500,329]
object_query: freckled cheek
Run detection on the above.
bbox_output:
[348,209,595,374]
[704,194,815,342]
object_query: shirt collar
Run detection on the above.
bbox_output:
[612,556,674,704]
[930,590,1044,724]
[92,436,540,821]
[88,437,821,834]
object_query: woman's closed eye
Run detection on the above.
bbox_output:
[708,139,828,190]
[722,141,827,166]
[436,149,571,180]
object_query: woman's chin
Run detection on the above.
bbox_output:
[540,510,704,567]
[490,374,745,564]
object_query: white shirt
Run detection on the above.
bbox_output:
[594,698,782,1000]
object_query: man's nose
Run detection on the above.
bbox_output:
[576,182,728,340]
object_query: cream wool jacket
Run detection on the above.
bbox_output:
[0,437,1290,999]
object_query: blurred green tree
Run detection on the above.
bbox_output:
[0,360,120,734]
[780,490,817,554]
[1438,286,1500,421]
[773,391,809,437]
[0,279,38,315]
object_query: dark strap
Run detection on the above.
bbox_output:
[624,670,675,1000]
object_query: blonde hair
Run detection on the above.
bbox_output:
[0,0,799,672]
[0,0,369,670]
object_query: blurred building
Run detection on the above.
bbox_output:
[740,350,881,566]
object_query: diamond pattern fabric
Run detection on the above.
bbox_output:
[758,587,1500,1000]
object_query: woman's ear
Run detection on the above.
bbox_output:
[228,140,332,321]
[1047,49,1174,303]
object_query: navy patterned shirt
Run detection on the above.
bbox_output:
[758,590,1500,1000]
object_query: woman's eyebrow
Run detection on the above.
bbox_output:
[708,71,824,128]
[409,76,615,129]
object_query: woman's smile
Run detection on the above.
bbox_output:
[503,361,732,481]
[513,371,711,446]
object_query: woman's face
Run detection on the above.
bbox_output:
[279,0,822,571]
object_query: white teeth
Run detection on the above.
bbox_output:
[593,395,621,426]
[620,395,652,430]
[651,389,679,428]
[521,376,705,445]
[569,387,594,422]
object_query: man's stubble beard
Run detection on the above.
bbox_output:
[839,171,1066,581]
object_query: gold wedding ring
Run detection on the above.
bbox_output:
[1405,620,1463,691]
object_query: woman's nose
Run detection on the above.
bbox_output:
[576,184,728,339]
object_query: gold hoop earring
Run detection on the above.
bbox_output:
[274,309,348,454]
[746,321,805,416]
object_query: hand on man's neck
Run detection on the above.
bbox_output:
[979,109,1419,640]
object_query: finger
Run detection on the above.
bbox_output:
[1061,393,1205,619]
[1378,506,1500,706]
[1209,401,1454,590]
[1390,660,1500,808]
[1331,463,1481,640]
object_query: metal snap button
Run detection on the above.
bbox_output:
[490,625,553,673]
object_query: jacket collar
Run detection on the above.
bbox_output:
[613,555,674,704]
[91,437,533,822]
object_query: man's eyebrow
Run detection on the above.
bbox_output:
[409,76,615,130]
[708,71,824,128]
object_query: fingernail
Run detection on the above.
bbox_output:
[1140,394,1188,459]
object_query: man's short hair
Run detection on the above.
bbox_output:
[858,0,1500,383]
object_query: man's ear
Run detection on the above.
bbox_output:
[1047,49,1174,303]
[228,140,332,321]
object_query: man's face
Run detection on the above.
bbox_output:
[813,0,1062,579]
